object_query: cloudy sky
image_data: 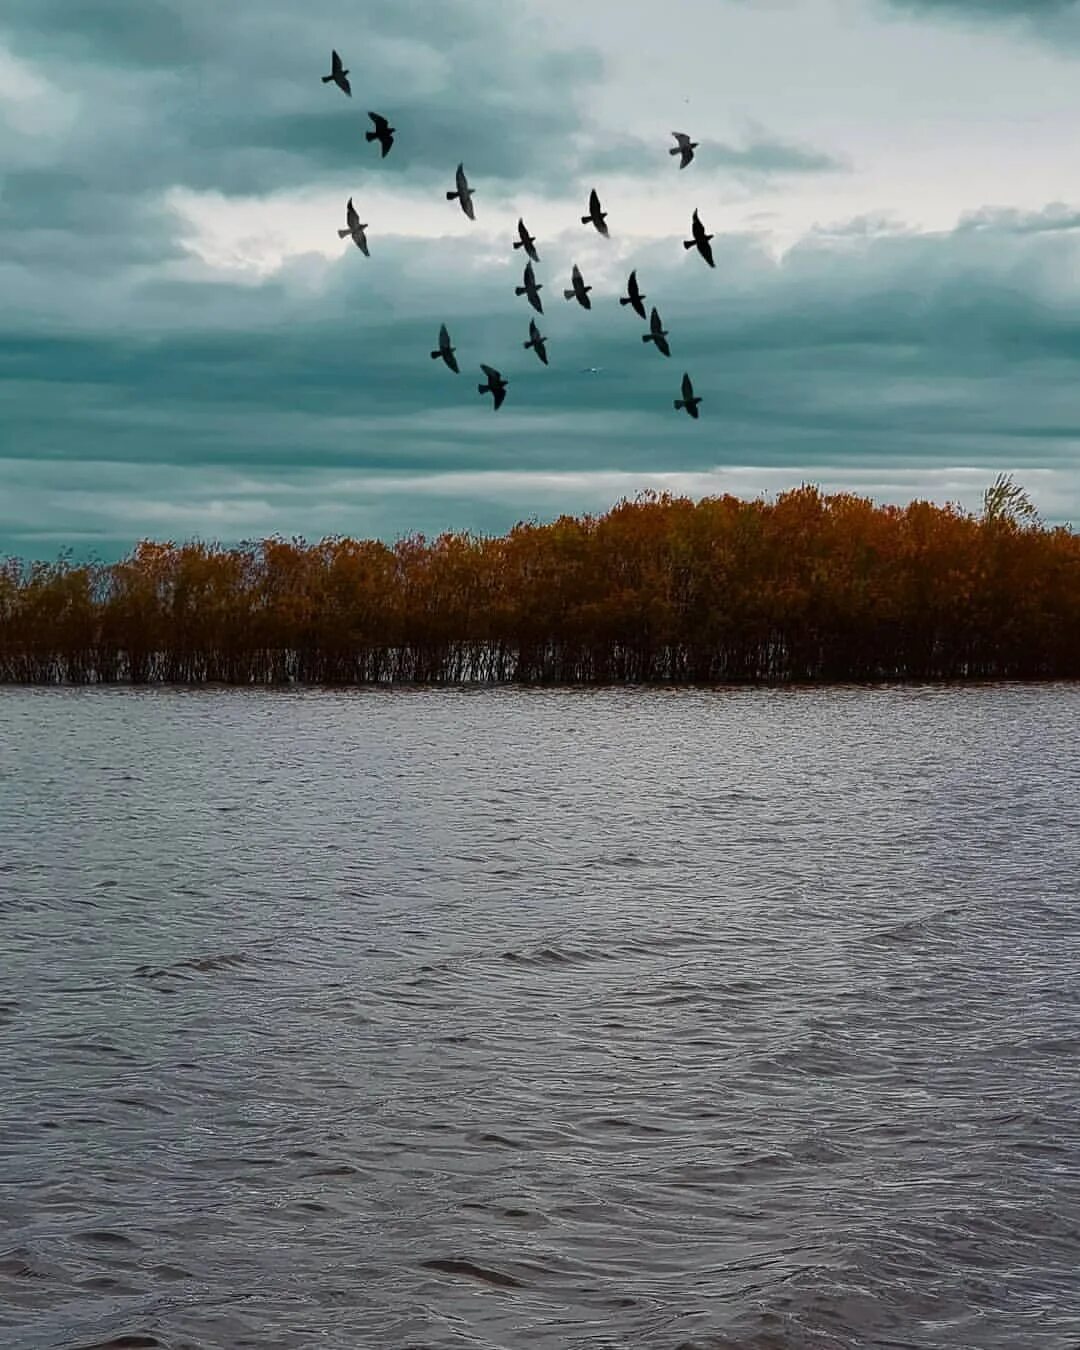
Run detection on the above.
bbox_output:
[3,0,1080,560]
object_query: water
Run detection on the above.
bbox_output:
[2,684,1080,1350]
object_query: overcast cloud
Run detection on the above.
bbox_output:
[3,0,1080,559]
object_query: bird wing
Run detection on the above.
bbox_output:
[679,145,694,168]
[340,74,351,96]
[346,198,358,227]
[589,188,601,215]
[439,324,451,348]
[650,308,662,335]
[369,112,389,133]
[446,351,460,374]
[332,50,343,74]
[491,383,506,410]
[682,373,694,399]
[529,319,540,340]
[657,333,671,357]
[480,363,500,382]
[701,238,715,266]
[572,264,583,286]
[457,164,468,191]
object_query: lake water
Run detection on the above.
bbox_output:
[2,685,1079,1350]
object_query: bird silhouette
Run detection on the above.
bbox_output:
[322,50,351,97]
[515,262,544,314]
[366,112,395,157]
[478,364,508,410]
[564,263,592,309]
[670,132,698,169]
[642,307,671,357]
[431,324,459,374]
[337,198,369,256]
[620,270,647,320]
[582,188,609,237]
[684,208,715,267]
[524,319,549,366]
[513,218,539,262]
[674,372,701,418]
[447,163,476,220]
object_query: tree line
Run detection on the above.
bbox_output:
[2,483,1078,684]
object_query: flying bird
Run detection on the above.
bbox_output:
[322,50,351,97]
[524,318,549,366]
[670,131,698,169]
[478,363,508,410]
[619,269,647,321]
[513,218,539,262]
[674,372,702,419]
[564,263,592,310]
[684,208,715,268]
[642,306,671,358]
[337,198,369,256]
[447,163,476,220]
[515,262,544,314]
[431,324,459,374]
[366,112,395,157]
[582,187,609,237]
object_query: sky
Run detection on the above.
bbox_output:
[4,0,1080,560]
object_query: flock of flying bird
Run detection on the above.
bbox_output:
[323,48,706,419]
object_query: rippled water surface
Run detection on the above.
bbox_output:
[3,685,1080,1350]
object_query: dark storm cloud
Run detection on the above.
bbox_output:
[3,0,211,67]
[0,170,187,273]
[0,0,635,361]
[886,0,1073,14]
[0,0,638,374]
[5,214,1080,498]
[569,130,848,182]
[3,0,1080,558]
[877,0,1080,44]
[704,135,848,177]
[1,0,612,198]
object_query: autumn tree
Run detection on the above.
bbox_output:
[1,484,1078,684]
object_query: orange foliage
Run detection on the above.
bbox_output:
[2,488,1079,683]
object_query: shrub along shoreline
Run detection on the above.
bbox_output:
[2,484,1078,685]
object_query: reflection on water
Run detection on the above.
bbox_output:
[2,685,1079,1349]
